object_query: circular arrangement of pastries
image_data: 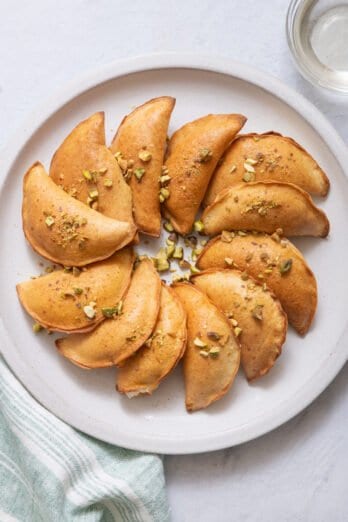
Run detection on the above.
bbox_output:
[17,97,330,412]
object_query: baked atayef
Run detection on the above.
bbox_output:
[192,269,287,381]
[202,182,329,237]
[204,132,330,206]
[196,233,317,334]
[56,258,161,368]
[22,163,136,266]
[163,113,246,235]
[172,283,240,412]
[16,248,134,333]
[117,283,187,396]
[110,97,175,237]
[50,112,134,225]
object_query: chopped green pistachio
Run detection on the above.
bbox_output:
[243,172,254,182]
[159,187,170,200]
[159,194,165,203]
[190,265,200,274]
[88,189,99,200]
[102,306,118,318]
[197,148,212,163]
[166,238,175,247]
[166,244,175,258]
[72,267,81,277]
[116,301,123,315]
[230,165,237,173]
[184,235,198,249]
[160,174,171,185]
[117,158,128,172]
[221,230,234,243]
[73,287,83,295]
[82,169,92,181]
[244,162,255,173]
[209,347,220,357]
[279,258,293,275]
[45,216,55,227]
[168,232,178,243]
[193,220,204,233]
[104,179,113,187]
[200,239,207,246]
[157,258,170,272]
[99,167,108,175]
[161,165,169,175]
[134,168,145,181]
[224,257,234,267]
[238,231,247,236]
[164,221,174,232]
[83,304,96,319]
[138,150,152,162]
[207,331,221,341]
[44,265,55,273]
[199,350,209,358]
[173,246,183,260]
[252,305,263,320]
[231,318,238,327]
[245,158,258,166]
[194,337,207,348]
[32,322,42,333]
[114,151,123,160]
[234,326,243,337]
[179,259,191,269]
[192,248,202,259]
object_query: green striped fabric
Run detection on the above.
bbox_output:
[0,355,170,522]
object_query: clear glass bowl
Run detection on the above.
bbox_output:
[287,0,348,94]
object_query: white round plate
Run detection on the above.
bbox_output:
[1,54,347,454]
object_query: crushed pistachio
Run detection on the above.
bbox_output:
[193,220,204,233]
[184,235,198,249]
[114,151,123,160]
[190,265,200,274]
[253,135,260,142]
[194,337,207,348]
[161,165,169,175]
[271,232,281,243]
[173,246,183,260]
[231,318,238,327]
[221,230,234,243]
[209,347,220,358]
[88,189,99,200]
[200,239,207,246]
[179,259,191,269]
[241,271,249,281]
[82,169,93,181]
[138,150,152,162]
[245,158,258,166]
[102,306,118,318]
[244,162,255,173]
[32,322,42,333]
[83,303,96,319]
[117,158,128,172]
[164,221,174,233]
[155,248,170,272]
[279,258,293,275]
[104,179,113,188]
[160,174,171,185]
[192,248,202,259]
[199,350,209,358]
[72,267,81,277]
[207,331,221,341]
[224,257,234,267]
[134,168,145,182]
[73,287,83,295]
[234,326,243,337]
[159,187,170,202]
[44,265,55,274]
[99,167,108,175]
[197,148,212,163]
[168,232,178,243]
[230,165,237,173]
[243,172,255,182]
[238,230,247,236]
[166,244,175,258]
[252,305,263,320]
[45,215,55,227]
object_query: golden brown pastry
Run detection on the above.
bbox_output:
[172,282,240,412]
[16,248,134,333]
[22,163,136,266]
[56,258,161,368]
[110,97,175,237]
[204,132,330,206]
[192,269,287,381]
[196,233,317,334]
[163,113,246,235]
[117,283,187,396]
[50,112,134,225]
[202,182,329,237]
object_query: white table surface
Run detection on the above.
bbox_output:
[1,1,347,520]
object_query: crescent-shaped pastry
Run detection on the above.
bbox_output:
[172,283,240,412]
[110,97,175,237]
[196,233,318,334]
[192,269,287,381]
[117,283,187,396]
[202,182,329,237]
[22,163,136,266]
[56,258,161,368]
[163,113,247,235]
[50,112,134,225]
[204,132,330,206]
[16,248,134,333]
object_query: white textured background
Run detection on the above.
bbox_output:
[1,1,347,521]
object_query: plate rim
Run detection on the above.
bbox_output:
[1,52,347,454]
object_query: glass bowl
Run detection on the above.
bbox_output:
[287,0,348,94]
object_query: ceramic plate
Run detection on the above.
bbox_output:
[1,54,347,454]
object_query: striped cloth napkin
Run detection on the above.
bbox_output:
[0,355,170,522]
